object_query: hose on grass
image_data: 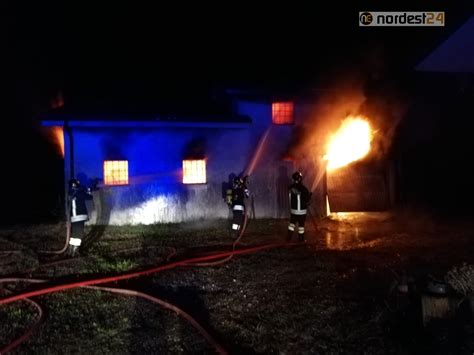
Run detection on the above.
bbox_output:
[189,212,249,267]
[1,207,304,353]
[0,278,226,355]
[0,284,45,355]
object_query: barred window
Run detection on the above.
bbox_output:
[183,159,206,184]
[272,102,294,124]
[104,160,129,185]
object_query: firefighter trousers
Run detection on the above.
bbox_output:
[231,209,245,236]
[288,213,307,241]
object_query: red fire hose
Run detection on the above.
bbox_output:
[0,212,250,353]
[27,246,177,275]
[39,200,72,255]
[0,284,45,355]
[190,211,249,267]
[0,203,301,353]
[0,241,297,353]
[0,278,226,355]
[0,242,290,307]
[87,285,227,354]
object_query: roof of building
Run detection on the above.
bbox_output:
[39,84,254,125]
[40,117,252,128]
[416,16,474,73]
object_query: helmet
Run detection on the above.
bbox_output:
[69,178,80,189]
[233,176,243,187]
[292,171,303,183]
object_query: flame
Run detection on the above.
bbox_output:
[50,126,65,158]
[324,116,372,171]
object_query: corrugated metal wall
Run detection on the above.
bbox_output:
[327,165,389,212]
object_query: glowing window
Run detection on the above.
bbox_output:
[104,160,129,185]
[183,160,206,184]
[272,101,294,124]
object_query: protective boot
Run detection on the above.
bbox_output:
[231,222,240,240]
[298,233,305,243]
[286,230,293,242]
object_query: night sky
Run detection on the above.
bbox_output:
[1,2,473,223]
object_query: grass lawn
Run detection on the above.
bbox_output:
[1,214,473,354]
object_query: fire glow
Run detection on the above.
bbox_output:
[324,116,373,171]
[182,159,207,184]
[50,126,65,158]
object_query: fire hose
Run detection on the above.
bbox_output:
[307,206,320,235]
[0,242,294,353]
[39,199,72,255]
[0,278,225,355]
[0,233,286,306]
[0,286,45,355]
[0,206,251,353]
[25,246,178,275]
[250,195,256,220]
[190,209,249,267]
[0,192,305,352]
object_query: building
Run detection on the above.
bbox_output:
[41,87,397,225]
[393,15,474,214]
[41,94,306,225]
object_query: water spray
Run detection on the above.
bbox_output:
[244,127,272,176]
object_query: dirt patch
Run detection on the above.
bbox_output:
[1,213,473,353]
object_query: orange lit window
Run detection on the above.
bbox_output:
[272,102,294,124]
[183,160,206,184]
[104,160,129,185]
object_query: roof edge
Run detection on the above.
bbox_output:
[41,119,251,128]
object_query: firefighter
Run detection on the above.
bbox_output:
[66,178,92,257]
[229,176,250,237]
[287,171,312,242]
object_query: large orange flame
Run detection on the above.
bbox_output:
[324,116,372,171]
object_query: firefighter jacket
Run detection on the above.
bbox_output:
[232,186,249,211]
[69,186,93,223]
[289,182,311,215]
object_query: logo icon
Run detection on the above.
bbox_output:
[359,12,373,25]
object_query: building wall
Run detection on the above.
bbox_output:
[67,125,243,224]
[63,101,297,224]
[235,101,294,215]
[57,94,397,224]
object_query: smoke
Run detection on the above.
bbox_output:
[285,72,366,161]
[285,65,408,163]
[183,137,206,159]
[103,132,130,160]
[359,80,408,160]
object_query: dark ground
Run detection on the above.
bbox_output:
[0,212,473,354]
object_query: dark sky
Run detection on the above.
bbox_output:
[2,2,472,113]
[0,2,473,222]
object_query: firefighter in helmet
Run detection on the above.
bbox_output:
[67,178,92,256]
[229,176,250,237]
[287,171,312,242]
